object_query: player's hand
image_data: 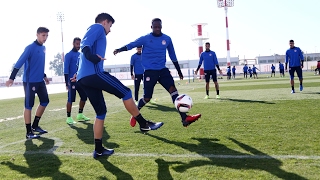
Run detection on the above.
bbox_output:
[285,69,288,72]
[178,72,184,80]
[218,70,223,75]
[97,54,106,60]
[194,70,198,75]
[113,49,120,55]
[70,73,77,82]
[5,79,14,87]
[44,77,50,85]
[131,75,134,80]
[301,65,304,69]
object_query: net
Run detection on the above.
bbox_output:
[217,0,234,8]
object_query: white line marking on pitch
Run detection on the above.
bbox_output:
[0,149,319,160]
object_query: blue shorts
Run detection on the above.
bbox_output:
[143,68,174,99]
[204,69,217,82]
[280,69,284,74]
[67,82,87,103]
[289,66,303,80]
[23,81,49,110]
[78,72,132,117]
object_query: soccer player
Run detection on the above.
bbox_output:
[195,42,223,99]
[243,64,248,79]
[226,66,231,80]
[252,65,260,79]
[279,62,285,77]
[232,66,236,79]
[64,37,90,125]
[6,27,50,139]
[271,64,276,77]
[114,18,201,128]
[248,67,253,79]
[75,13,163,158]
[130,46,144,104]
[285,39,304,93]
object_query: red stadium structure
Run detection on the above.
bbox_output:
[192,23,209,78]
[217,0,234,67]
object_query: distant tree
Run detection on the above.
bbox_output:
[49,53,63,76]
[11,63,24,77]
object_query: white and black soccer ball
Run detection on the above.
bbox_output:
[174,94,193,113]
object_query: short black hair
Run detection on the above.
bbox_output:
[290,39,294,43]
[152,18,162,24]
[73,37,81,43]
[95,13,115,24]
[205,42,210,45]
[137,46,142,48]
[37,27,49,34]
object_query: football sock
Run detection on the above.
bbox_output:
[216,90,219,95]
[134,114,147,126]
[79,109,83,113]
[67,112,71,117]
[137,98,147,110]
[291,86,294,91]
[94,139,103,153]
[26,123,32,134]
[32,116,41,128]
[206,90,209,96]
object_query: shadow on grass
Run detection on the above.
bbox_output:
[1,137,74,179]
[70,122,132,179]
[146,103,177,112]
[154,158,185,180]
[222,98,275,104]
[70,121,119,148]
[146,134,307,180]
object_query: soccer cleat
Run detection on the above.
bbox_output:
[204,95,209,99]
[300,85,303,91]
[77,113,90,121]
[149,99,157,104]
[130,116,137,127]
[66,117,76,125]
[93,148,114,159]
[216,95,220,99]
[26,132,41,140]
[32,126,48,134]
[140,120,164,133]
[291,90,295,94]
[182,114,201,127]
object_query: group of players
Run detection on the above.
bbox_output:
[5,13,305,158]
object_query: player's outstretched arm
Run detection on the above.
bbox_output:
[114,36,146,55]
[82,46,105,64]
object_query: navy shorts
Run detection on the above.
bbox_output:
[143,68,174,99]
[78,72,131,117]
[271,70,275,74]
[280,69,284,74]
[253,72,257,75]
[204,69,217,82]
[23,81,49,110]
[289,66,303,80]
[68,82,87,103]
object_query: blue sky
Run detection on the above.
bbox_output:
[0,0,319,76]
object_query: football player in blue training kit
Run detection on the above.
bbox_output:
[75,13,163,158]
[114,18,201,128]
[285,39,304,93]
[6,27,50,139]
[64,37,90,125]
[195,42,223,99]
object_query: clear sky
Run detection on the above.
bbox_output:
[0,0,319,77]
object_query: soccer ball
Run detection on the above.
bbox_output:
[174,94,193,112]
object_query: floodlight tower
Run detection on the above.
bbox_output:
[217,0,234,66]
[57,12,65,62]
[192,23,209,57]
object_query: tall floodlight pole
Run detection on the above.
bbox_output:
[57,12,65,62]
[217,0,234,66]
